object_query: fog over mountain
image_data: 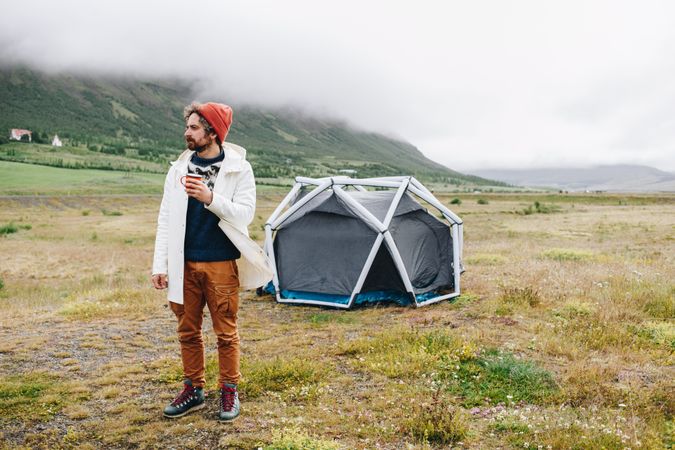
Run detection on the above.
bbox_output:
[1,1,675,172]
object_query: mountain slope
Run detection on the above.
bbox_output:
[0,66,494,185]
[470,165,675,192]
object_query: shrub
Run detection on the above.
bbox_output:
[101,209,123,216]
[0,277,4,290]
[477,198,489,205]
[0,222,18,235]
[0,222,30,235]
[500,286,541,307]
[404,390,468,445]
[516,201,561,215]
[450,198,462,205]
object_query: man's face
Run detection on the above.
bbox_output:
[184,113,213,151]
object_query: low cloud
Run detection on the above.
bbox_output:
[2,0,674,171]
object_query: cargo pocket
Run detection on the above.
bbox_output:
[214,285,239,316]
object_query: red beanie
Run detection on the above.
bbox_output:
[198,102,233,143]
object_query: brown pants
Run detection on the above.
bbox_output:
[169,260,240,388]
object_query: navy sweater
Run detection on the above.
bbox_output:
[184,151,241,261]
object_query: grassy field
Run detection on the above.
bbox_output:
[0,161,166,195]
[0,142,166,173]
[0,188,673,449]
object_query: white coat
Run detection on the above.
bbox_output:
[152,143,273,304]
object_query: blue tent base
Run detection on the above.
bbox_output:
[262,282,448,307]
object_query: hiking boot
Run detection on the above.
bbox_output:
[218,383,240,422]
[163,379,205,419]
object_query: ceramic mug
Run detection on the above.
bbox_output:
[180,173,204,186]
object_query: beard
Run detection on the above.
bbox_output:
[186,135,212,153]
[186,141,204,152]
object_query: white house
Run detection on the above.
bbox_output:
[51,134,63,147]
[10,129,32,142]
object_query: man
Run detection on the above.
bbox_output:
[152,102,272,421]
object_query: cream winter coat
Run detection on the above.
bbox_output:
[152,143,273,304]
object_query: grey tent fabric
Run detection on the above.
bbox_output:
[264,176,463,308]
[275,212,377,295]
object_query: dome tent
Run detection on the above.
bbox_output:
[263,176,464,308]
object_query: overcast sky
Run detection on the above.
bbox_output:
[1,0,674,172]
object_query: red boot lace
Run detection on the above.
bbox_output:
[172,384,195,406]
[221,385,236,411]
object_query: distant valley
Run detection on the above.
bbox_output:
[470,165,675,192]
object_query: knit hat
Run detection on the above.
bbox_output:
[198,102,233,143]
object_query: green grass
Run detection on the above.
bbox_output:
[541,248,594,262]
[240,357,329,400]
[307,312,355,325]
[0,372,88,421]
[339,328,476,379]
[0,160,165,195]
[643,285,675,319]
[490,419,530,434]
[553,300,596,319]
[633,321,675,350]
[438,349,558,407]
[263,427,340,450]
[465,254,506,265]
[59,288,160,320]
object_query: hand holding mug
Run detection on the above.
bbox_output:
[180,173,204,186]
[181,174,213,204]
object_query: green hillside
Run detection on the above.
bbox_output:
[0,66,497,185]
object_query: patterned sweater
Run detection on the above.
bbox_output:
[184,150,241,261]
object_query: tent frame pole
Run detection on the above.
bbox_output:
[269,180,332,229]
[347,233,385,308]
[264,225,281,301]
[382,178,410,228]
[382,230,416,304]
[332,186,386,233]
[266,182,302,227]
